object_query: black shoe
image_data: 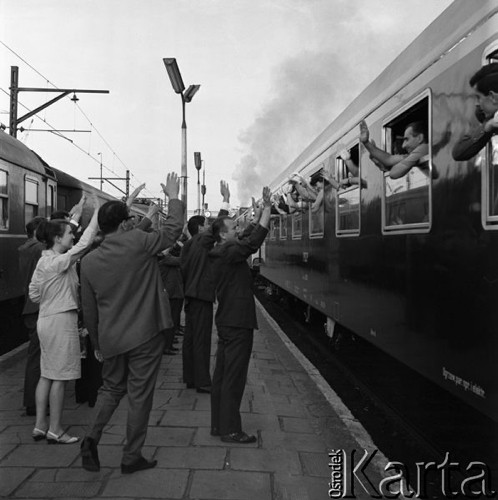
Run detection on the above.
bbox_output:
[81,437,100,472]
[186,383,195,389]
[196,386,211,394]
[221,432,256,444]
[121,457,157,474]
[210,428,220,436]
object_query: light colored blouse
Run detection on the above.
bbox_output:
[29,221,97,318]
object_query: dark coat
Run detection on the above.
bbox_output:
[18,238,44,315]
[180,209,228,302]
[158,253,183,299]
[80,199,184,357]
[209,224,268,329]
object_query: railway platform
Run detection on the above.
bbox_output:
[0,302,386,500]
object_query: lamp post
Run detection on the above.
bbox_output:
[194,152,202,214]
[201,161,206,214]
[97,152,103,191]
[163,58,200,213]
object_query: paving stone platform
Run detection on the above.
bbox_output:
[0,302,385,499]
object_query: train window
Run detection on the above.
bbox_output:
[336,144,361,236]
[482,136,498,227]
[280,214,288,239]
[47,184,56,215]
[292,212,302,239]
[381,91,432,233]
[24,177,39,225]
[0,170,8,230]
[481,42,498,229]
[309,167,325,238]
[269,216,279,240]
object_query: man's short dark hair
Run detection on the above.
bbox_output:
[98,201,129,234]
[50,210,70,220]
[26,216,46,239]
[187,215,206,236]
[211,216,230,243]
[405,121,427,143]
[469,63,498,95]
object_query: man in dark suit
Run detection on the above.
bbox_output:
[18,216,46,416]
[79,173,184,474]
[180,181,230,393]
[209,186,271,443]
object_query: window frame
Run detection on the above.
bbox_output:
[0,168,9,231]
[381,88,433,235]
[308,164,325,240]
[24,175,39,225]
[335,142,361,238]
[280,214,288,240]
[481,42,498,230]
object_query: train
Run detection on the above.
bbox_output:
[0,130,150,353]
[260,0,498,422]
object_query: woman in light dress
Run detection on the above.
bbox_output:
[29,195,99,444]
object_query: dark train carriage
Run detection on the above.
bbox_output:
[0,130,56,304]
[262,0,498,420]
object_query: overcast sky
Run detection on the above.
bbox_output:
[0,0,453,211]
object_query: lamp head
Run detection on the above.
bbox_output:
[194,152,202,170]
[163,58,185,94]
[184,84,200,103]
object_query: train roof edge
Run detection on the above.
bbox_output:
[0,129,52,177]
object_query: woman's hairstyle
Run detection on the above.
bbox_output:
[35,219,71,249]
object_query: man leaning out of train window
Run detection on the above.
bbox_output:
[359,120,429,179]
[452,63,498,161]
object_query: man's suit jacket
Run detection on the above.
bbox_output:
[180,208,228,303]
[209,224,268,330]
[80,199,184,358]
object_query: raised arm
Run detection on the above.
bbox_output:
[142,173,184,254]
[218,180,230,216]
[360,120,404,169]
[126,183,146,208]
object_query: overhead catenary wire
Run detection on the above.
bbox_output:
[0,41,159,201]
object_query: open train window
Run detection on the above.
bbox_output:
[336,144,360,236]
[481,42,498,229]
[280,214,288,239]
[0,169,8,230]
[309,166,324,239]
[292,212,302,240]
[381,90,432,233]
[24,176,39,226]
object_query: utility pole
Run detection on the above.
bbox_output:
[9,66,109,138]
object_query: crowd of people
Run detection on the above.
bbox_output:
[18,171,272,473]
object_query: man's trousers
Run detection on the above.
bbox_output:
[183,298,213,388]
[210,326,253,435]
[23,313,40,410]
[86,333,165,466]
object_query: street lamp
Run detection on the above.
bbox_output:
[194,152,202,214]
[163,58,200,213]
